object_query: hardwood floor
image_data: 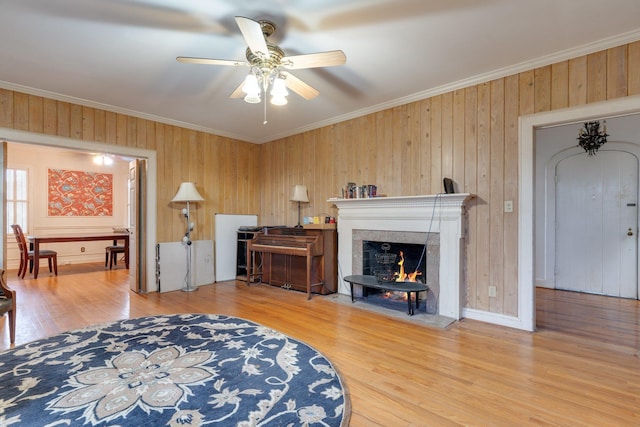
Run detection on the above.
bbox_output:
[1,264,639,426]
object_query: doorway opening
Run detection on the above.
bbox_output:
[519,94,640,331]
[0,127,157,292]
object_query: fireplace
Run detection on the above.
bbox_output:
[330,194,473,320]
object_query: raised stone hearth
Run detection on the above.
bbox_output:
[330,194,473,320]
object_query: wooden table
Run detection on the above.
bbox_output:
[27,233,129,278]
[343,274,429,315]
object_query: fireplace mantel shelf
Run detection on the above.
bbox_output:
[329,193,473,208]
[328,193,473,203]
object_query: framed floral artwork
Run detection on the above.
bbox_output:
[48,169,113,216]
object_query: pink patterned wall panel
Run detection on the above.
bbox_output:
[48,169,113,216]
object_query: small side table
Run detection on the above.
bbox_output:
[343,274,429,315]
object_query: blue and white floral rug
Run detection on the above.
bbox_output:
[0,314,349,426]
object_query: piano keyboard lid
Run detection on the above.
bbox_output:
[238,225,287,232]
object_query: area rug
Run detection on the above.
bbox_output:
[0,314,350,426]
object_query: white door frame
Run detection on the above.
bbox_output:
[0,128,158,292]
[519,94,640,331]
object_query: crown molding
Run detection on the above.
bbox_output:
[260,29,640,143]
[3,29,640,145]
[0,80,243,142]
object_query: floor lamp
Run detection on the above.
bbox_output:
[291,184,309,228]
[171,182,205,292]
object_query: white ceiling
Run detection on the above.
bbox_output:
[1,0,640,144]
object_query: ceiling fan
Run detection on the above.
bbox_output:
[177,16,346,122]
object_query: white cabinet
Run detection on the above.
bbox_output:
[156,240,214,292]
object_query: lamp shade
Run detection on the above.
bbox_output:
[171,182,204,202]
[290,185,309,202]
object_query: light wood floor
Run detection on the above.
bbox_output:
[1,264,639,426]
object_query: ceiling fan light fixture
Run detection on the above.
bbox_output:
[270,76,288,105]
[271,95,287,106]
[241,74,260,95]
[270,76,288,97]
[244,93,262,104]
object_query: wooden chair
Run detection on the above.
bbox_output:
[105,243,126,269]
[10,224,58,279]
[0,270,16,343]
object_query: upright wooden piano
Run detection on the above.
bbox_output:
[246,227,337,299]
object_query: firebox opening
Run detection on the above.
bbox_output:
[361,240,437,314]
[350,230,440,316]
[363,241,427,282]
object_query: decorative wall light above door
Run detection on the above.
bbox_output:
[577,120,608,156]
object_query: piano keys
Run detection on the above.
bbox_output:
[246,228,337,299]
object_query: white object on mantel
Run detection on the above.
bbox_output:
[329,194,474,320]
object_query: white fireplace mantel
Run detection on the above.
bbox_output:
[330,194,473,320]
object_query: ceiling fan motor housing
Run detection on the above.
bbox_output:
[245,44,284,69]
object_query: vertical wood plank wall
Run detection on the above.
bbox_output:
[259,42,640,316]
[0,92,262,247]
[0,41,638,317]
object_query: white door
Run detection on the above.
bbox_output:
[555,151,638,298]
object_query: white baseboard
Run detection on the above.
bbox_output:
[462,308,533,332]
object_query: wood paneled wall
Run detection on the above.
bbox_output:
[0,41,638,317]
[0,91,262,244]
[259,41,640,316]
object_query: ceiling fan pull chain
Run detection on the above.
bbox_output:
[263,93,268,125]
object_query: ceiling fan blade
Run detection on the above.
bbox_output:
[229,81,246,99]
[235,16,269,57]
[281,72,319,100]
[176,56,247,66]
[281,50,346,70]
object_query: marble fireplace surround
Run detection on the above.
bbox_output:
[330,194,473,320]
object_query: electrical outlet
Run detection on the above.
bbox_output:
[504,201,513,213]
[488,286,497,297]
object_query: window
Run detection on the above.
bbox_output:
[6,168,28,234]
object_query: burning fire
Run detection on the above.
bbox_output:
[394,251,422,282]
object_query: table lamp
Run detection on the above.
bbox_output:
[171,182,205,292]
[291,184,309,228]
